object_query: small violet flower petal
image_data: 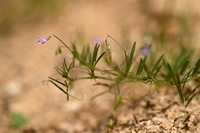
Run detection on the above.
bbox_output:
[37,36,51,45]
[93,37,102,45]
[141,46,150,56]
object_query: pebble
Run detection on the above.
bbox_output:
[4,80,23,96]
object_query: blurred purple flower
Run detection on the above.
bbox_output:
[93,37,102,45]
[140,46,150,56]
[38,36,51,45]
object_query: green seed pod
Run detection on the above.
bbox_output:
[105,39,112,64]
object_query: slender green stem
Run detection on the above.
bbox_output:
[74,76,117,81]
[107,34,129,54]
[91,90,110,100]
[53,34,72,53]
[95,68,119,76]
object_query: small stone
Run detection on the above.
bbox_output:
[160,121,173,130]
[167,111,175,118]
[152,117,165,125]
[4,80,23,96]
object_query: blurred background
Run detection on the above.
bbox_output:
[0,0,200,132]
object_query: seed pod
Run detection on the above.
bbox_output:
[105,39,112,64]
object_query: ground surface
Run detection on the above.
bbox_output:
[0,0,200,133]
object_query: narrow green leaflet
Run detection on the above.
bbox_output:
[181,70,192,91]
[55,47,62,55]
[124,51,129,75]
[91,90,110,100]
[136,58,142,75]
[192,59,200,75]
[49,80,67,94]
[137,56,147,75]
[92,44,100,66]
[94,82,110,88]
[167,63,176,83]
[49,78,82,101]
[114,96,122,111]
[153,65,162,78]
[81,45,90,62]
[167,63,184,104]
[185,93,198,108]
[185,84,200,102]
[129,42,136,65]
[49,77,66,86]
[95,52,105,66]
[150,54,164,77]
[72,44,81,61]
[179,60,189,75]
[125,42,136,74]
[144,64,150,77]
[173,52,183,72]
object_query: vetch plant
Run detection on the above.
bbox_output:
[39,34,200,109]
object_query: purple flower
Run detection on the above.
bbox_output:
[93,37,102,45]
[140,46,150,56]
[37,36,51,45]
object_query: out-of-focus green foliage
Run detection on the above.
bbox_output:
[11,113,27,129]
[0,0,67,35]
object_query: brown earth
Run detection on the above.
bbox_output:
[0,0,200,133]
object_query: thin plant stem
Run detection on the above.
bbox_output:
[53,34,72,53]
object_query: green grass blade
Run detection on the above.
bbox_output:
[136,58,142,75]
[72,44,81,61]
[179,60,189,75]
[129,41,136,65]
[185,84,200,101]
[49,77,66,86]
[55,47,62,55]
[93,82,110,88]
[49,80,66,94]
[185,92,198,108]
[91,90,110,100]
[150,54,164,77]
[89,53,92,65]
[124,51,130,75]
[92,44,100,66]
[114,96,122,111]
[181,70,192,91]
[144,64,150,76]
[63,59,69,71]
[55,67,67,78]
[138,56,147,75]
[173,52,183,72]
[95,52,105,66]
[167,63,176,83]
[192,59,200,75]
[167,63,184,104]
[68,62,74,70]
[153,65,162,78]
[49,80,83,101]
[163,60,169,73]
